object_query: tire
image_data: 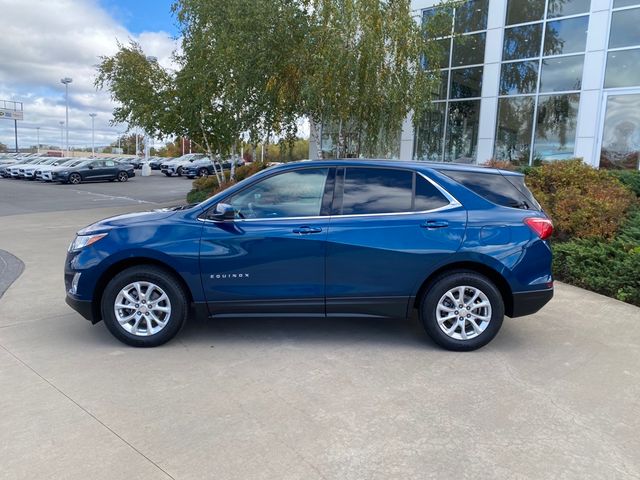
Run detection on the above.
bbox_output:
[117,171,129,182]
[68,173,82,185]
[198,168,208,178]
[163,172,172,177]
[100,266,189,347]
[177,167,183,176]
[420,270,504,351]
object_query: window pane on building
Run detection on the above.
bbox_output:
[445,100,480,162]
[544,17,589,56]
[450,67,483,98]
[430,70,449,100]
[539,55,584,92]
[452,32,486,66]
[506,0,545,25]
[495,97,535,164]
[503,24,543,61]
[454,0,489,33]
[605,48,640,88]
[500,60,539,94]
[609,8,640,49]
[547,0,591,18]
[415,103,446,161]
[425,38,451,70]
[614,0,640,7]
[534,94,580,160]
[600,93,640,170]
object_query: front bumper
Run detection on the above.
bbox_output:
[65,294,95,322]
[510,288,554,318]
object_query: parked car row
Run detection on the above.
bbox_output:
[0,154,135,184]
[160,153,246,178]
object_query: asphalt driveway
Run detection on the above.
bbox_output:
[0,203,639,479]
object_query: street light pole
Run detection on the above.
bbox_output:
[36,127,40,153]
[60,77,73,155]
[59,121,64,154]
[89,113,97,157]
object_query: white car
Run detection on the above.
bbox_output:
[41,159,88,182]
[22,158,62,179]
[160,153,207,177]
[34,158,75,180]
[6,158,51,178]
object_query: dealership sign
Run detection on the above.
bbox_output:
[0,108,23,121]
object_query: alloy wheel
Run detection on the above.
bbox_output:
[114,281,172,336]
[436,286,492,341]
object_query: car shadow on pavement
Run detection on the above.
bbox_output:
[176,314,438,350]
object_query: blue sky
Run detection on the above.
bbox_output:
[0,0,179,150]
[99,0,179,36]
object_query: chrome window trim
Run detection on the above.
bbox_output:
[198,170,462,223]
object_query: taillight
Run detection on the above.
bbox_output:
[524,217,553,240]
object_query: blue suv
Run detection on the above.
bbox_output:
[65,160,553,351]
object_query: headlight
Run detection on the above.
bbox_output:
[68,233,108,252]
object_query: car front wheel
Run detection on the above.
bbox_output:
[68,173,82,185]
[117,171,129,182]
[101,266,188,347]
[198,168,208,177]
[420,271,504,351]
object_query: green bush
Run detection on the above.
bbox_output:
[553,209,640,306]
[525,159,636,241]
[186,162,268,204]
[608,170,640,198]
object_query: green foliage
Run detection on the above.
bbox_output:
[608,170,640,198]
[553,209,640,306]
[186,162,269,203]
[524,159,636,241]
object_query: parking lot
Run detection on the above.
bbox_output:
[0,171,194,217]
[1,177,640,479]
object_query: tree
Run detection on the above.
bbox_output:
[96,0,453,169]
[0,142,6,153]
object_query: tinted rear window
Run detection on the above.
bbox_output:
[443,170,540,210]
[341,168,450,215]
[342,168,413,214]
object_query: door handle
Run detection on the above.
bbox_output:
[293,226,323,234]
[422,220,449,229]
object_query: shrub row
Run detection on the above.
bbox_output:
[553,208,640,306]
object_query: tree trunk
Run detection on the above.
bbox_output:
[199,117,224,185]
[309,117,322,159]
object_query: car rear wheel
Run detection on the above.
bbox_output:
[68,173,82,185]
[117,171,129,182]
[420,271,504,351]
[101,266,188,347]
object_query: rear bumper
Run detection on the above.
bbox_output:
[510,288,553,318]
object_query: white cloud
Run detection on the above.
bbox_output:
[0,0,178,149]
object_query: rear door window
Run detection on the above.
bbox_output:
[443,170,540,210]
[342,168,413,215]
[415,174,450,211]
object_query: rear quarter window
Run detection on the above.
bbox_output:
[443,170,540,210]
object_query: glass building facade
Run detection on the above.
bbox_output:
[403,0,640,169]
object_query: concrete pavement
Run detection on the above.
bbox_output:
[1,206,639,479]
